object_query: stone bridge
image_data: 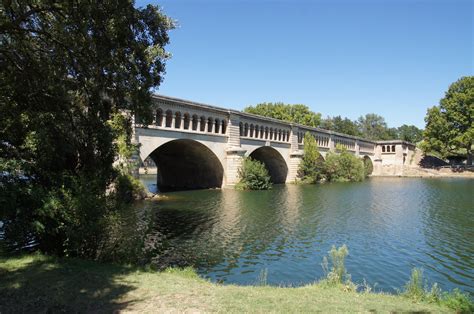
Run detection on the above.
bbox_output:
[134,95,415,191]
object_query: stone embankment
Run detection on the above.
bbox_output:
[402,148,474,178]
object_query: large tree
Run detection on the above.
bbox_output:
[321,115,361,136]
[244,102,321,127]
[422,77,473,164]
[0,1,174,254]
[357,113,391,140]
[397,124,423,143]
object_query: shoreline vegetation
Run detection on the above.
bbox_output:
[1,249,471,313]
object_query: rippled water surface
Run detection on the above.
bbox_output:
[135,176,473,294]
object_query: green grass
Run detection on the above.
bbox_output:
[0,254,458,313]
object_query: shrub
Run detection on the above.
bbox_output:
[236,158,272,190]
[323,146,365,182]
[363,157,373,177]
[320,244,356,291]
[402,268,474,313]
[402,268,426,301]
[440,289,474,313]
[298,132,324,183]
[115,173,147,203]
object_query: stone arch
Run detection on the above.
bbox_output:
[207,117,213,132]
[244,123,249,137]
[239,122,243,136]
[174,111,181,128]
[155,108,163,126]
[192,114,199,130]
[254,124,259,138]
[214,118,220,133]
[183,113,190,130]
[165,110,173,127]
[363,155,373,175]
[221,119,227,134]
[200,116,206,132]
[147,139,224,192]
[249,146,288,184]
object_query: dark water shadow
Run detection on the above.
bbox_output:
[0,255,139,312]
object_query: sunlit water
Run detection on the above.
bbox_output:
[134,176,473,295]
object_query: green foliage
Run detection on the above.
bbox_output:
[244,102,322,127]
[0,2,173,256]
[402,268,474,313]
[422,76,474,164]
[320,244,356,291]
[108,112,141,175]
[397,124,423,143]
[323,146,365,182]
[363,157,373,177]
[357,114,392,140]
[236,158,272,190]
[114,173,147,204]
[298,132,324,183]
[321,116,361,136]
[440,289,474,313]
[402,268,426,301]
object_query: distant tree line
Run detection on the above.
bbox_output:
[244,104,423,143]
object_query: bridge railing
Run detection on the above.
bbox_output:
[359,141,376,154]
[138,97,229,137]
[237,117,292,144]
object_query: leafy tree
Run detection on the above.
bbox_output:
[0,1,174,255]
[398,124,423,143]
[357,114,391,140]
[323,146,365,182]
[297,132,324,183]
[244,102,321,127]
[321,116,361,136]
[386,127,399,140]
[422,77,473,164]
[236,158,272,190]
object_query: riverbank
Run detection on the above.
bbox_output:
[398,167,474,178]
[0,254,457,313]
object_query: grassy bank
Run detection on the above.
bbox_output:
[0,254,460,313]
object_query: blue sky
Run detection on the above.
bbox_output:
[136,0,473,128]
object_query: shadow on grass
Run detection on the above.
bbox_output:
[0,254,140,312]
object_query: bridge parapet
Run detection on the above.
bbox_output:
[139,95,230,136]
[237,115,292,144]
[359,140,376,155]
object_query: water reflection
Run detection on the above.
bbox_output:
[118,177,473,295]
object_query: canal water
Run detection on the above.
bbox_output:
[134,176,473,295]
